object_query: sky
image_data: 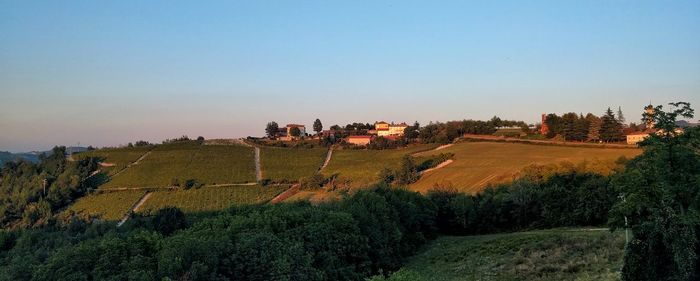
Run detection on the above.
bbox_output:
[1,0,699,152]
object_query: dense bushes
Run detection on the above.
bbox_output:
[428,172,616,235]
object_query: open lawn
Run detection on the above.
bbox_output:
[322,144,439,188]
[260,147,328,182]
[64,190,146,221]
[379,228,624,281]
[103,141,255,188]
[137,184,289,214]
[410,142,641,194]
[75,146,152,175]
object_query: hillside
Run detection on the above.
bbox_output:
[410,142,641,193]
[377,228,624,281]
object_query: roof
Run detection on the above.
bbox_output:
[375,121,388,125]
[390,123,408,127]
[626,132,650,136]
[348,135,372,139]
[286,124,305,128]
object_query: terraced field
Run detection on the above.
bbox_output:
[102,141,255,188]
[379,228,624,281]
[260,147,328,182]
[322,144,439,188]
[75,146,152,175]
[137,184,289,214]
[410,141,641,194]
[65,190,147,221]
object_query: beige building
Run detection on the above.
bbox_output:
[375,121,408,137]
[626,132,650,145]
[347,135,372,145]
[278,124,306,141]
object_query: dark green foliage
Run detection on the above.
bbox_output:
[152,207,187,236]
[313,118,323,134]
[600,107,625,142]
[299,174,325,190]
[265,121,279,138]
[610,102,700,281]
[290,126,302,137]
[395,156,419,185]
[0,146,100,228]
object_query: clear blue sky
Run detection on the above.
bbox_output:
[1,0,699,152]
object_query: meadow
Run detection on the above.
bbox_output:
[102,141,256,188]
[410,141,641,193]
[75,146,152,175]
[136,184,289,214]
[64,190,147,221]
[379,228,624,281]
[322,144,439,188]
[260,147,328,182]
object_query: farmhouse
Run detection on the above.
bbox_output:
[278,124,307,141]
[347,135,372,146]
[375,121,409,137]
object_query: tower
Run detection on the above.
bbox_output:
[540,114,549,135]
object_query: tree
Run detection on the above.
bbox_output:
[599,108,624,142]
[152,207,187,236]
[290,127,302,138]
[617,106,626,127]
[610,102,699,281]
[573,114,590,141]
[544,114,564,138]
[561,112,579,141]
[586,113,602,142]
[404,122,420,141]
[265,122,279,138]
[395,156,419,185]
[313,119,323,136]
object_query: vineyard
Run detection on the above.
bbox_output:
[409,141,641,193]
[260,147,328,182]
[65,190,147,221]
[322,144,439,188]
[102,141,256,188]
[136,184,289,214]
[75,145,152,175]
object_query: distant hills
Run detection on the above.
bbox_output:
[0,146,88,166]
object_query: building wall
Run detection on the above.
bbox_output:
[626,134,649,145]
[348,137,371,145]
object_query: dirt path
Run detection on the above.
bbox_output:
[117,192,152,227]
[419,159,454,175]
[254,147,262,181]
[270,184,300,204]
[318,148,333,173]
[434,144,453,151]
[111,149,153,178]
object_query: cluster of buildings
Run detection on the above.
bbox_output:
[274,121,409,146]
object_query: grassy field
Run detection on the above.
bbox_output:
[379,229,624,281]
[64,190,146,221]
[75,146,152,175]
[102,141,256,188]
[260,147,328,182]
[137,184,289,214]
[410,142,641,193]
[322,144,439,188]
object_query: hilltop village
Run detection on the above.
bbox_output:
[260,105,698,148]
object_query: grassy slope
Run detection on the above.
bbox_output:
[386,229,624,281]
[75,146,152,175]
[65,190,146,221]
[322,144,439,188]
[137,184,289,214]
[260,147,328,182]
[410,142,641,193]
[103,142,255,188]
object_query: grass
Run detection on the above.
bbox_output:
[137,184,289,214]
[102,141,255,188]
[75,146,152,176]
[260,147,328,182]
[64,190,146,221]
[380,228,625,281]
[410,142,641,194]
[322,144,439,188]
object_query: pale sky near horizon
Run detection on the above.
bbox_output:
[1,0,699,152]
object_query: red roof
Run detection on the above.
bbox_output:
[348,135,372,139]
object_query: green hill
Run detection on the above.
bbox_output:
[375,228,624,281]
[260,147,328,182]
